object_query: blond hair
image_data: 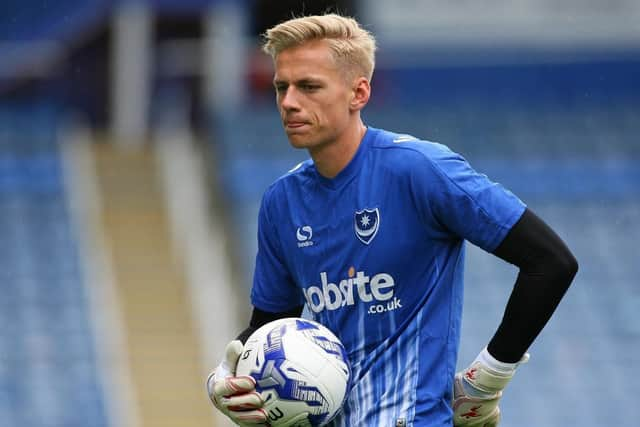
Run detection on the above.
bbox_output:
[262,13,377,81]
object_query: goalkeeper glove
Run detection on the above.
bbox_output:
[452,347,529,427]
[206,340,267,425]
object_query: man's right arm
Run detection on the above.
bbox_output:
[236,305,305,343]
[206,305,304,425]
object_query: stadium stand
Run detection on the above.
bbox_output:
[0,104,109,426]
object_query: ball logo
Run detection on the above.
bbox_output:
[268,407,285,422]
[354,207,380,244]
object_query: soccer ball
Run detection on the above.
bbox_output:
[235,318,351,426]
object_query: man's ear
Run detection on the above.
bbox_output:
[350,77,371,111]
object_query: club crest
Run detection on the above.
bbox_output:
[354,207,380,245]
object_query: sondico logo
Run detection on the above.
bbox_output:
[303,267,402,315]
[296,226,313,248]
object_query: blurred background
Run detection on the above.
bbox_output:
[0,0,638,426]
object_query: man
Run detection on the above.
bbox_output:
[207,13,578,427]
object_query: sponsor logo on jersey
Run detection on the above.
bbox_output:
[303,267,402,315]
[354,207,380,245]
[296,225,314,248]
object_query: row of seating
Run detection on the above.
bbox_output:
[0,105,109,427]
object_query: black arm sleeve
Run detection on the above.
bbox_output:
[487,208,578,363]
[235,305,304,344]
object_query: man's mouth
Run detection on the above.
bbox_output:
[285,121,308,129]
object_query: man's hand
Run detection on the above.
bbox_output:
[206,340,267,425]
[452,348,529,427]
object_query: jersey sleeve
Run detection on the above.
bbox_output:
[410,143,526,252]
[250,189,304,312]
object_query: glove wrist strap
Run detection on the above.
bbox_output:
[464,347,529,394]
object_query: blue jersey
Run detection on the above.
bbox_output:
[251,127,525,426]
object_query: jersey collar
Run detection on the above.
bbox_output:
[313,126,375,190]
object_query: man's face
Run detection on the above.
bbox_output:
[273,40,355,151]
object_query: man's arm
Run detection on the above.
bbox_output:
[453,208,578,426]
[489,207,579,362]
[206,305,304,425]
[236,305,305,343]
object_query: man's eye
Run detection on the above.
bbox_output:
[300,84,319,91]
[275,85,287,93]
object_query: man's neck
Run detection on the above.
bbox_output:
[311,120,367,179]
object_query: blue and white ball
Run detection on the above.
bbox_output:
[235,318,350,426]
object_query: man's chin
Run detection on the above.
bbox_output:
[286,134,312,149]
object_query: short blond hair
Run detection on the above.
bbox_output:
[262,13,377,81]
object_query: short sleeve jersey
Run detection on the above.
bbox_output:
[251,127,526,426]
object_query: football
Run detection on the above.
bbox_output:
[235,318,351,426]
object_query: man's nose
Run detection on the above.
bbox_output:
[280,87,300,111]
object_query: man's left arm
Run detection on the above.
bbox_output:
[489,207,578,361]
[453,207,578,426]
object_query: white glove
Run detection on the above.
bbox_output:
[452,347,529,427]
[206,340,267,425]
